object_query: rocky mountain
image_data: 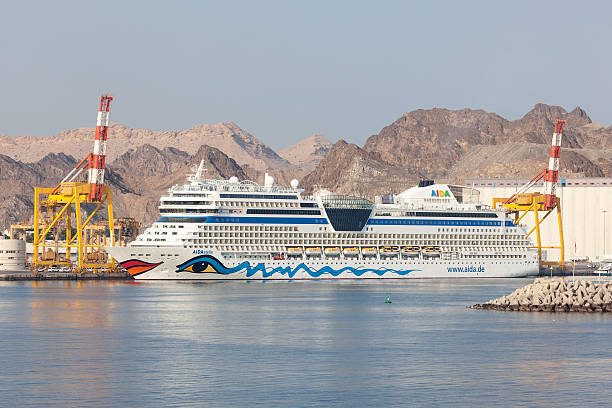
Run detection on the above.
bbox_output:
[111,145,191,180]
[363,103,612,181]
[278,134,332,170]
[300,140,420,198]
[0,153,79,230]
[0,122,294,171]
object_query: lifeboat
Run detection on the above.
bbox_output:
[305,247,322,257]
[324,247,341,257]
[423,246,441,257]
[381,246,399,256]
[401,246,421,257]
[361,247,377,257]
[343,247,359,257]
[286,247,303,257]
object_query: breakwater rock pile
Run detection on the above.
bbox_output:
[472,278,612,312]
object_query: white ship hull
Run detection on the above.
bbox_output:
[107,246,539,280]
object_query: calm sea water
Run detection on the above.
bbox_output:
[1,279,612,407]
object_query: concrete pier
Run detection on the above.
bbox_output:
[473,277,612,312]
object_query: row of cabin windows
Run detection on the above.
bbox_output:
[161,209,218,214]
[194,231,526,241]
[194,237,527,244]
[146,227,528,245]
[197,225,503,234]
[191,235,529,247]
[160,200,212,205]
[374,211,498,219]
[246,209,321,215]
[219,194,298,200]
[218,201,300,208]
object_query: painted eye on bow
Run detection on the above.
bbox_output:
[180,261,217,273]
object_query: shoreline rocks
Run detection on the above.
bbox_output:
[472,277,612,312]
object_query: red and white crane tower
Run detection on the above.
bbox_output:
[493,119,567,270]
[33,95,116,271]
[58,95,113,201]
[544,120,566,209]
[88,95,113,201]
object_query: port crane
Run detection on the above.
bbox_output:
[492,119,566,270]
[33,95,116,271]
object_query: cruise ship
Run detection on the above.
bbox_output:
[106,162,540,279]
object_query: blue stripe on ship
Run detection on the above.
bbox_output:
[157,216,513,227]
[368,219,513,227]
[157,216,328,224]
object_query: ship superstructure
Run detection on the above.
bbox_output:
[106,165,539,279]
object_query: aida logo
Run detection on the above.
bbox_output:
[431,190,451,197]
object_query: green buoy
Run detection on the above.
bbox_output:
[385,293,392,304]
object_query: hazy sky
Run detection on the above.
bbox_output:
[2,0,611,149]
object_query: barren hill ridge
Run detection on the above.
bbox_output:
[278,134,332,170]
[361,103,612,183]
[0,122,293,172]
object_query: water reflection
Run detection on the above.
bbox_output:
[0,279,612,407]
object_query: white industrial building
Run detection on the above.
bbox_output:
[467,178,612,263]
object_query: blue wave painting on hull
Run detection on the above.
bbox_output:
[176,255,417,278]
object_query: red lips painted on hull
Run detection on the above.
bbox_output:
[120,259,163,276]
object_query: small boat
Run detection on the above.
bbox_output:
[286,247,303,256]
[361,247,377,257]
[324,247,341,257]
[343,247,359,257]
[305,247,322,256]
[381,246,399,256]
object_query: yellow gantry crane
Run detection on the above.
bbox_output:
[33,183,114,270]
[492,120,566,270]
[32,95,115,271]
[492,193,564,270]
